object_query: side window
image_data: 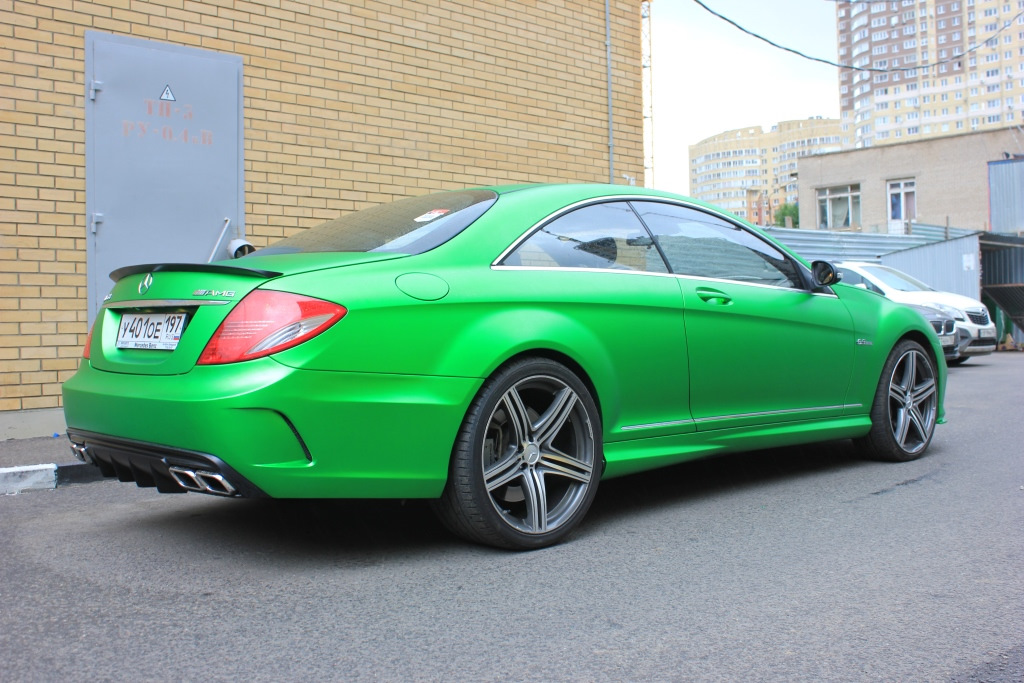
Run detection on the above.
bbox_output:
[502,202,669,273]
[632,201,802,288]
[837,268,882,294]
[837,268,864,286]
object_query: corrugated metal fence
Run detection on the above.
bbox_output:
[882,235,982,301]
[988,158,1024,235]
[763,223,973,264]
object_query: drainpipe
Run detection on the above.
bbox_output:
[605,0,615,184]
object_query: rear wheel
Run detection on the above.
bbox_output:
[856,339,938,462]
[433,358,601,550]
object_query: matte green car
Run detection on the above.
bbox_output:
[63,184,946,549]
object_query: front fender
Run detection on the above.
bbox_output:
[836,285,947,422]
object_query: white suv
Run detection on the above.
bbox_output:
[836,262,998,364]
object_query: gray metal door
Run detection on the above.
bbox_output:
[85,32,244,322]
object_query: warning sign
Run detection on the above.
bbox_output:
[159,85,176,101]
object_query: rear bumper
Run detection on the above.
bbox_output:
[67,429,267,498]
[62,358,481,499]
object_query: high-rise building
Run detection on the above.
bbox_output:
[837,0,1024,148]
[688,118,842,224]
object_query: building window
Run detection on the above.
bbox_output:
[816,185,862,230]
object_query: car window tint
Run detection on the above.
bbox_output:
[861,265,934,292]
[631,201,802,288]
[256,189,498,256]
[837,268,863,286]
[503,202,669,273]
[837,268,881,294]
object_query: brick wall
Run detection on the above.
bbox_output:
[0,0,645,413]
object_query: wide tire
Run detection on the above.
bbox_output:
[855,339,938,462]
[432,358,602,550]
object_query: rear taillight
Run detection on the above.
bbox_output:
[82,323,95,359]
[197,290,347,365]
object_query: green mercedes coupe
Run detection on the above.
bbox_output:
[63,184,946,549]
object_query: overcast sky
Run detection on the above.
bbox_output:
[649,0,841,194]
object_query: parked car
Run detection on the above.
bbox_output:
[836,261,997,365]
[63,185,947,550]
[908,304,959,363]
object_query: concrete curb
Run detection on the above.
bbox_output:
[1,462,105,495]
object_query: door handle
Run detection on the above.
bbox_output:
[696,287,732,306]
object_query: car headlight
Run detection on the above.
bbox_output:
[926,303,965,320]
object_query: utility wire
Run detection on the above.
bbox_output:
[691,0,1024,74]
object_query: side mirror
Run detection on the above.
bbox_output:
[811,260,842,287]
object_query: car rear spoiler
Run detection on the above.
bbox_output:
[109,263,283,283]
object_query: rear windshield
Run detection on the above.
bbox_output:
[257,189,498,255]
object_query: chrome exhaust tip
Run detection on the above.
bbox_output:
[168,466,238,497]
[70,442,92,464]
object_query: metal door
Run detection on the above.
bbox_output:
[85,32,244,322]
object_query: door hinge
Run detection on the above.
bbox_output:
[88,80,103,100]
[90,213,104,234]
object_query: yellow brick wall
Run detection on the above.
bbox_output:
[0,0,645,413]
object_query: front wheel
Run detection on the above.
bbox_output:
[432,358,602,550]
[855,339,938,462]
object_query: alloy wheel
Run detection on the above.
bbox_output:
[481,374,596,535]
[887,348,938,454]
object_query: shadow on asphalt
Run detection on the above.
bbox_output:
[133,496,457,557]
[944,357,995,371]
[124,439,871,557]
[588,439,866,524]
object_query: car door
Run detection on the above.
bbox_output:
[498,201,694,441]
[632,201,857,431]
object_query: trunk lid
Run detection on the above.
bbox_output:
[89,253,402,375]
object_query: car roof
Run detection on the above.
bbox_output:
[484,183,739,211]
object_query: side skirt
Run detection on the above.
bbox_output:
[601,416,873,479]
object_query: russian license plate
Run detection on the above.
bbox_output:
[116,312,187,350]
[979,329,996,339]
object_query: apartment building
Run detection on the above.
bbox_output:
[837,0,1024,148]
[688,117,841,223]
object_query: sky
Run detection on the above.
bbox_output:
[650,0,841,194]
